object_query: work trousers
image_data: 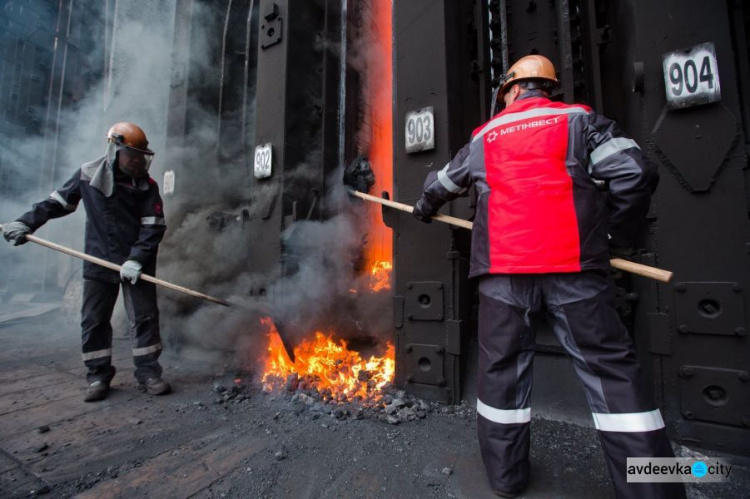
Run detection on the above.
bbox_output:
[81,279,163,384]
[476,271,686,499]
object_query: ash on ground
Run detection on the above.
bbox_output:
[4,313,747,499]
[215,372,475,426]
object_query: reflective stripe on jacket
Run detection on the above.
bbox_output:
[416,91,658,277]
[18,160,166,282]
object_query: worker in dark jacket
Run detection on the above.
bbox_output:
[3,122,171,402]
[413,55,685,499]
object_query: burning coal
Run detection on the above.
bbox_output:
[261,318,395,403]
[259,0,396,404]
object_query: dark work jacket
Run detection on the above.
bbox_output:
[18,158,166,283]
[415,91,658,278]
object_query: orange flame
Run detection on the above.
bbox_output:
[364,1,393,276]
[261,318,395,401]
[261,6,395,404]
[369,260,392,292]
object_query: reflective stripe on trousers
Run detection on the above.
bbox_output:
[82,279,164,384]
[476,272,685,499]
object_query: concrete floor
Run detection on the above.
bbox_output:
[0,305,745,498]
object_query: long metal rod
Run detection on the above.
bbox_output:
[104,0,119,111]
[241,0,256,171]
[347,189,674,283]
[0,225,233,307]
[216,0,234,154]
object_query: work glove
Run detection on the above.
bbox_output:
[120,260,143,284]
[343,156,375,194]
[609,245,635,260]
[2,221,32,246]
[412,199,432,224]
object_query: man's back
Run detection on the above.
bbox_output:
[419,90,658,278]
[470,95,601,275]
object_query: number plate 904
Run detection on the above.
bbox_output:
[662,42,721,110]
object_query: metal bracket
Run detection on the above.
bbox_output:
[405,281,444,321]
[674,282,746,336]
[260,3,282,50]
[679,365,750,427]
[403,343,446,386]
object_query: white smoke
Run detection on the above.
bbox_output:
[0,1,178,301]
[0,0,394,375]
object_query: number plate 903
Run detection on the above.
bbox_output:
[662,42,721,110]
[405,107,435,153]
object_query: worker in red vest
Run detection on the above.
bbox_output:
[413,55,685,499]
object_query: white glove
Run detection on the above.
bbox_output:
[2,221,32,246]
[120,260,143,284]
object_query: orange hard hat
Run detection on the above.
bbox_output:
[106,122,154,155]
[500,55,558,94]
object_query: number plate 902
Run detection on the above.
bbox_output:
[662,42,721,110]
[254,143,272,179]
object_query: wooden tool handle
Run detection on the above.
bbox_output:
[346,190,673,283]
[347,189,474,229]
[609,257,672,283]
[0,224,233,307]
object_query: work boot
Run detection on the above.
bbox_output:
[138,377,171,395]
[84,380,110,402]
